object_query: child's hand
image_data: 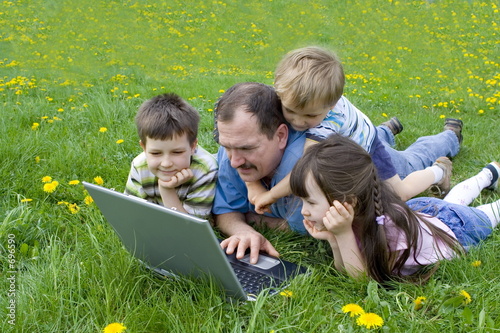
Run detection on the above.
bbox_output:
[303,219,336,242]
[158,168,194,189]
[253,191,276,214]
[323,200,355,235]
[246,181,267,205]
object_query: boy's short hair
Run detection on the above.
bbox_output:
[214,82,285,142]
[274,46,345,110]
[135,93,199,145]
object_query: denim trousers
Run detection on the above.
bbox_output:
[407,197,492,250]
[377,126,460,179]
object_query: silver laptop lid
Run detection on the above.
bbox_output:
[83,182,248,300]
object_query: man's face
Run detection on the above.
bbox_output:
[218,108,288,182]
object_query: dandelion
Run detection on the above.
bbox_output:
[57,108,64,112]
[342,303,365,317]
[84,195,94,205]
[21,198,33,203]
[356,312,384,329]
[35,156,40,163]
[94,176,104,185]
[279,289,293,297]
[460,290,472,305]
[381,113,388,118]
[471,260,481,267]
[99,127,108,133]
[439,115,446,119]
[116,139,124,144]
[103,323,127,333]
[414,296,426,310]
[43,181,59,193]
[218,89,225,93]
[69,180,80,185]
[68,203,80,214]
[32,122,40,130]
[42,176,52,183]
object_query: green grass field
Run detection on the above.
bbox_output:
[1,0,499,332]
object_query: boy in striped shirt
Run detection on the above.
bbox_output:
[125,93,218,219]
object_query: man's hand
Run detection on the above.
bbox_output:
[220,230,280,265]
[158,168,194,189]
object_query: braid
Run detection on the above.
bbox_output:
[372,167,384,217]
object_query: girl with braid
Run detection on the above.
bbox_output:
[290,134,500,283]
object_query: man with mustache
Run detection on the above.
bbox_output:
[212,82,306,265]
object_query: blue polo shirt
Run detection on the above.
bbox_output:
[212,128,307,233]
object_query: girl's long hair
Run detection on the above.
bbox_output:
[290,134,461,283]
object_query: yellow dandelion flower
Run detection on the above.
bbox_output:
[439,115,446,119]
[381,113,388,118]
[342,303,365,317]
[471,260,481,267]
[116,139,124,144]
[103,322,127,333]
[68,203,80,214]
[478,110,484,114]
[57,108,64,112]
[21,198,33,203]
[99,127,108,133]
[42,176,52,183]
[279,289,293,297]
[32,122,40,130]
[69,180,80,185]
[218,89,225,93]
[84,195,94,205]
[414,296,426,310]
[460,290,472,305]
[94,176,104,185]
[35,156,40,163]
[356,312,384,329]
[43,181,59,193]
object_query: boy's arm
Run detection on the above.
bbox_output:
[158,168,194,214]
[253,140,317,214]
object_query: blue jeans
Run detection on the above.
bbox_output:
[407,197,492,251]
[377,126,460,179]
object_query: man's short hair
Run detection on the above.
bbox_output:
[274,46,345,110]
[214,82,286,141]
[135,93,199,145]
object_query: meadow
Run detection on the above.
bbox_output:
[1,0,499,331]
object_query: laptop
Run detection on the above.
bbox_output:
[83,182,308,301]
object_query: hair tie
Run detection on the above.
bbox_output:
[376,215,386,225]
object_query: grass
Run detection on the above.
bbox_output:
[1,0,499,331]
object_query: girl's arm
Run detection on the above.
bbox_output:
[303,219,344,271]
[324,201,366,278]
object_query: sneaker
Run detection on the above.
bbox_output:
[484,161,500,191]
[380,117,404,135]
[443,118,463,144]
[429,157,453,198]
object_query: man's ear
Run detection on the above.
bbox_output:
[276,123,289,149]
[139,140,145,151]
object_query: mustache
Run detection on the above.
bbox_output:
[237,163,256,170]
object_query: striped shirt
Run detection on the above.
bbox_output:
[306,95,377,152]
[124,145,218,219]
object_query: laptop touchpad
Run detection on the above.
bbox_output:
[239,254,281,270]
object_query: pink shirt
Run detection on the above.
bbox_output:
[384,214,458,275]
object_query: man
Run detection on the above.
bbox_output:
[212,82,306,265]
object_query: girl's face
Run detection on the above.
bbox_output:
[300,172,331,231]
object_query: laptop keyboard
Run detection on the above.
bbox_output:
[231,265,274,295]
